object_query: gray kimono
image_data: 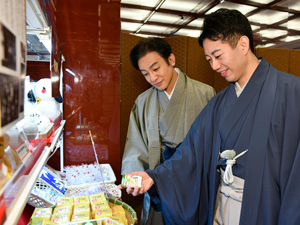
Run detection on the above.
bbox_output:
[121,69,215,224]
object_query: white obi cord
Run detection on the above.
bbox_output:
[219,149,248,185]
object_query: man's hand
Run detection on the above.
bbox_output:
[118,171,154,196]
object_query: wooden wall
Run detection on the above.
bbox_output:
[289,50,300,78]
[164,36,188,73]
[256,47,300,78]
[256,48,290,72]
[120,33,150,158]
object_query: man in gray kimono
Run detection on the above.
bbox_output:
[121,37,215,225]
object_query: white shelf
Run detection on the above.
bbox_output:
[3,120,65,225]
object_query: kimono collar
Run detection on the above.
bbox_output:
[234,59,261,97]
[240,57,278,224]
[164,68,180,100]
[219,57,270,150]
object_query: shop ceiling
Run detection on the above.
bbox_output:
[26,0,300,61]
[121,0,300,49]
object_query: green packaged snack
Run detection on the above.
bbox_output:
[121,174,142,188]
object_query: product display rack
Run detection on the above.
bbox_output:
[1,120,65,225]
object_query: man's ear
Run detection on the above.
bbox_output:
[239,36,250,55]
[168,53,176,67]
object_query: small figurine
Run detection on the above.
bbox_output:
[33,78,63,122]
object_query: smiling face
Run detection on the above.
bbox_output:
[203,36,253,87]
[138,51,178,94]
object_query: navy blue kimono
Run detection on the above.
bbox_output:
[146,58,300,225]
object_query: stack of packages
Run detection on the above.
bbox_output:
[30,192,128,225]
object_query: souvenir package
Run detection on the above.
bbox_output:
[53,204,73,215]
[29,208,52,225]
[91,201,110,212]
[74,195,90,205]
[89,192,107,205]
[111,205,126,216]
[39,167,67,195]
[50,213,71,223]
[94,207,112,219]
[56,196,74,206]
[102,216,126,225]
[121,174,142,188]
[111,205,128,225]
[73,203,90,214]
[41,221,57,225]
[71,211,91,221]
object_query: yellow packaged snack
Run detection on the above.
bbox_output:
[74,195,90,205]
[91,201,110,212]
[93,208,112,219]
[73,203,90,214]
[53,205,73,215]
[101,216,125,225]
[56,196,74,206]
[89,192,107,205]
[30,208,52,225]
[111,205,125,216]
[41,221,57,225]
[51,213,71,223]
[71,211,91,221]
[113,213,128,225]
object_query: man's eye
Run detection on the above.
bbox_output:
[215,55,221,59]
[153,67,159,71]
[143,73,148,76]
[207,59,211,62]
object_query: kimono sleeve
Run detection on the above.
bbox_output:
[121,101,150,174]
[146,111,211,225]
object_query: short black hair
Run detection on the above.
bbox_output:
[198,8,254,53]
[130,37,172,70]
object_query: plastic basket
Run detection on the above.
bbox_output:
[64,163,117,187]
[28,179,122,208]
[64,183,121,199]
[27,193,55,208]
[27,178,63,208]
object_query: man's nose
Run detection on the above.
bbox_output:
[149,72,158,82]
[211,60,221,71]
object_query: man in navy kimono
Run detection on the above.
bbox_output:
[119,8,300,225]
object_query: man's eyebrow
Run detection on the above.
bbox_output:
[149,62,158,69]
[205,49,221,57]
[211,49,221,55]
[140,62,158,71]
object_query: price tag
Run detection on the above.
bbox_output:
[15,143,29,161]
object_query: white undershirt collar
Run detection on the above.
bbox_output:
[164,68,179,100]
[234,80,249,97]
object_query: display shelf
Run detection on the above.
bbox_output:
[2,120,65,225]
